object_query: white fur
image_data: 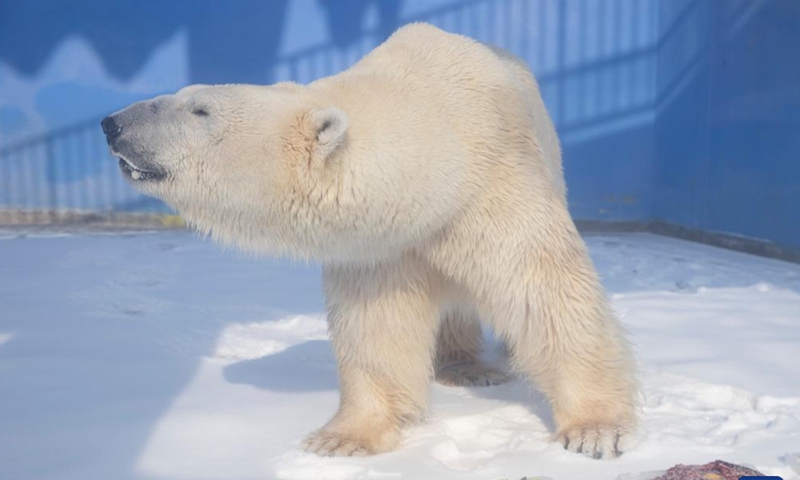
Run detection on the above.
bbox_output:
[117,23,638,459]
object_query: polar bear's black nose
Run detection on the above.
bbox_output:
[101,116,122,141]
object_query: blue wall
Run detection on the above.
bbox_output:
[654,0,800,251]
[0,0,797,251]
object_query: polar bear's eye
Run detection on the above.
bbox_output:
[192,108,210,117]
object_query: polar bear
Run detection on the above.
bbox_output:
[102,23,638,459]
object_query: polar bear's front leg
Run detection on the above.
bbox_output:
[488,238,639,459]
[302,258,439,456]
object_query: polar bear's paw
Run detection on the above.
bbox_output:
[302,429,371,456]
[435,361,510,387]
[302,425,400,457]
[555,423,636,459]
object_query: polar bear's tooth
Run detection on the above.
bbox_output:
[131,170,142,180]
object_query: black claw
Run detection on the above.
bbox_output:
[576,440,584,454]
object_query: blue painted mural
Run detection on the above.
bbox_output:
[0,0,797,250]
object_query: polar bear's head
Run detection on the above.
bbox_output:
[102,84,458,262]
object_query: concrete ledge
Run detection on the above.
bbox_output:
[576,219,800,264]
[573,220,649,233]
[1,209,797,264]
[0,209,185,231]
[646,221,800,264]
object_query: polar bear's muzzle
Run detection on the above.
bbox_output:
[101,109,168,183]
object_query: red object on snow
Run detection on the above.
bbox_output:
[652,460,765,480]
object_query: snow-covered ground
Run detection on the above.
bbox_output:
[1,230,799,480]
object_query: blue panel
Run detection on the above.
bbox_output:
[704,0,800,250]
[654,0,800,251]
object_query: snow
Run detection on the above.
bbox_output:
[1,230,799,480]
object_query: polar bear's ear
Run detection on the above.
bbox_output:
[309,107,348,160]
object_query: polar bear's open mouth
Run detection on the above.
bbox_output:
[117,156,166,182]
